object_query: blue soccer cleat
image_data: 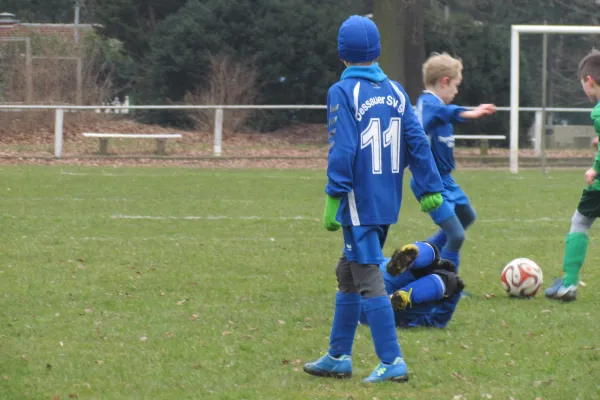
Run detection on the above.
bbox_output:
[545,278,577,302]
[363,357,409,383]
[303,353,352,379]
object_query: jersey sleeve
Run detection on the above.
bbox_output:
[432,103,467,124]
[325,85,358,198]
[592,107,600,135]
[591,108,600,173]
[403,99,444,196]
[594,149,600,174]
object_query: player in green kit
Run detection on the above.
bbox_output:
[546,50,600,302]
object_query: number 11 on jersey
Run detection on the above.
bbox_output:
[360,118,401,174]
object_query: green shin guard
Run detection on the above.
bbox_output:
[562,232,588,287]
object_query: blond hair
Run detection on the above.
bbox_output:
[578,49,600,84]
[422,52,463,87]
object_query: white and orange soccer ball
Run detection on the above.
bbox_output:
[501,258,543,298]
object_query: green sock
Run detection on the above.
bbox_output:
[562,232,588,287]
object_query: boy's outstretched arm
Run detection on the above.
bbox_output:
[459,104,496,120]
[403,101,444,212]
[431,103,495,124]
[324,86,358,231]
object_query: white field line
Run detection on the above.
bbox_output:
[478,217,570,223]
[0,197,86,201]
[0,197,253,204]
[111,214,318,221]
[61,172,117,176]
[111,215,570,223]
[60,171,323,180]
[71,236,284,242]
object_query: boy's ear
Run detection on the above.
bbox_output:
[587,75,598,86]
[440,76,449,86]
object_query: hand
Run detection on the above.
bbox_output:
[323,195,341,231]
[592,137,598,150]
[585,168,598,185]
[420,193,443,213]
[474,103,496,117]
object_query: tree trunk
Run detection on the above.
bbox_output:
[373,0,425,100]
[373,0,406,84]
[402,0,425,100]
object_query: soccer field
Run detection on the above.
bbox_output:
[1,166,599,399]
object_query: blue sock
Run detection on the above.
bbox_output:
[402,274,445,304]
[362,296,402,364]
[413,241,437,267]
[441,249,460,272]
[328,292,361,357]
[427,230,447,249]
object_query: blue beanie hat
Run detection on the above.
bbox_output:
[338,15,381,63]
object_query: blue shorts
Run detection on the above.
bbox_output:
[342,225,389,265]
[411,174,471,225]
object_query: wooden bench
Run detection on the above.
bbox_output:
[83,133,182,155]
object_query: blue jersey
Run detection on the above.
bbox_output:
[415,91,466,176]
[326,66,443,226]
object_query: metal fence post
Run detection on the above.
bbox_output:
[533,110,542,156]
[54,108,64,158]
[479,139,489,156]
[214,108,223,157]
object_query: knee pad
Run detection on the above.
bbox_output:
[458,205,477,229]
[445,229,465,251]
[570,210,595,234]
[439,216,466,252]
[433,270,465,297]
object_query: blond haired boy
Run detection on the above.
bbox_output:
[397,53,495,289]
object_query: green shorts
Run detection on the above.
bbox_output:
[577,187,600,218]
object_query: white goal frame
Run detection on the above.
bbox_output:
[510,25,600,173]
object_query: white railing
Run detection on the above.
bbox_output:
[0,104,592,161]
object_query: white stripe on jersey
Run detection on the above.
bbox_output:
[353,81,361,120]
[388,81,406,114]
[348,190,361,226]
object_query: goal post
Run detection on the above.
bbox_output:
[510,24,600,173]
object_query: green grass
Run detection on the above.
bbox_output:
[1,166,600,399]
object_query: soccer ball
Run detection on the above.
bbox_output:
[501,258,543,298]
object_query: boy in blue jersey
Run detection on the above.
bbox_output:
[303,16,444,384]
[359,241,465,329]
[411,53,496,275]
